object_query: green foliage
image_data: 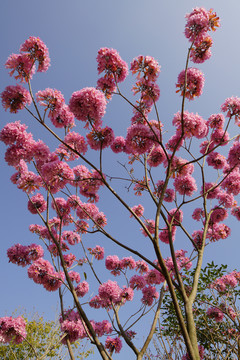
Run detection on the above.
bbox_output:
[156,262,239,359]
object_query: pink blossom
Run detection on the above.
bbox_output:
[147,145,166,167]
[97,47,128,83]
[192,208,204,221]
[168,156,194,177]
[105,255,122,276]
[168,208,183,225]
[141,219,155,237]
[217,191,235,208]
[0,316,26,344]
[192,230,203,249]
[36,88,65,119]
[176,68,205,100]
[62,231,81,245]
[154,181,175,202]
[105,336,122,354]
[88,245,105,260]
[95,320,112,337]
[129,275,146,290]
[190,36,212,63]
[174,175,197,196]
[0,121,28,146]
[221,96,240,123]
[50,104,75,129]
[97,76,116,99]
[75,281,89,297]
[135,260,149,274]
[120,257,136,270]
[145,269,165,285]
[28,258,64,291]
[69,87,106,128]
[7,243,44,267]
[159,226,177,244]
[51,197,71,220]
[68,271,81,284]
[141,285,159,306]
[231,207,240,221]
[172,111,208,139]
[228,141,240,168]
[221,170,240,195]
[27,193,47,214]
[110,136,126,153]
[98,280,121,303]
[1,85,32,113]
[207,113,225,129]
[125,124,155,155]
[5,53,35,82]
[20,36,50,72]
[207,151,226,169]
[133,78,160,106]
[166,133,184,152]
[87,126,114,150]
[62,254,76,268]
[41,159,74,193]
[210,128,229,146]
[121,286,134,302]
[207,306,224,322]
[201,182,221,199]
[130,55,161,82]
[207,223,231,242]
[76,202,99,220]
[130,204,144,217]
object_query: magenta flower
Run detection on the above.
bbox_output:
[176,68,205,100]
[174,175,197,196]
[27,193,47,214]
[5,53,35,82]
[105,336,122,354]
[87,126,114,150]
[97,47,128,83]
[75,281,89,297]
[1,85,32,113]
[147,145,166,167]
[0,316,26,344]
[98,280,121,303]
[20,36,50,72]
[69,87,106,128]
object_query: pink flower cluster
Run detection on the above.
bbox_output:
[1,84,32,113]
[36,88,75,129]
[28,258,65,291]
[0,316,26,344]
[130,55,161,125]
[60,310,112,343]
[176,68,205,100]
[96,47,128,98]
[69,87,106,129]
[105,336,122,353]
[5,36,50,82]
[7,243,44,267]
[221,96,240,125]
[185,7,220,44]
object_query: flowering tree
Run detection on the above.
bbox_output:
[1,6,240,360]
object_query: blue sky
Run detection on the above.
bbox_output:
[1,1,240,358]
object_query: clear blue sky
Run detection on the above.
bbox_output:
[0,1,240,358]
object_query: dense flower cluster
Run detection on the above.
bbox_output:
[96,47,128,98]
[176,68,205,100]
[0,316,26,344]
